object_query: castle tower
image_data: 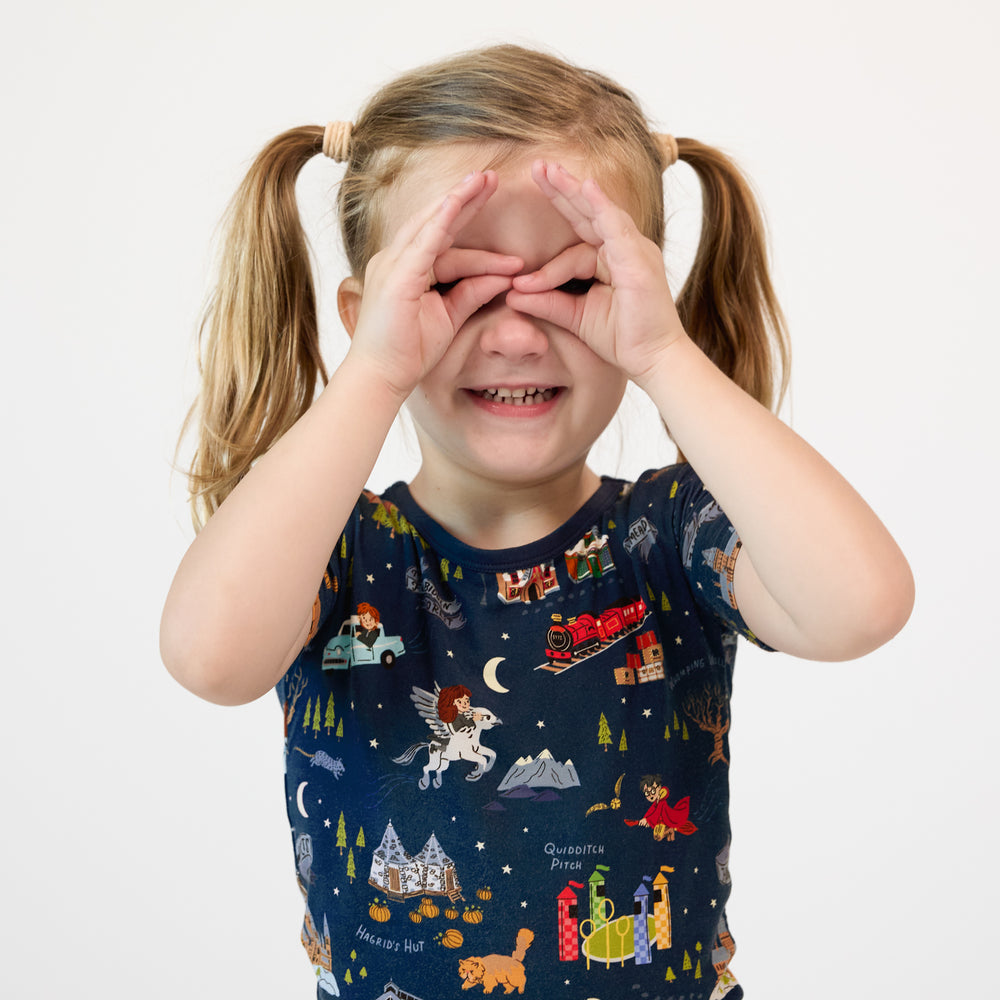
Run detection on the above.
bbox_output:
[588,864,612,930]
[632,877,653,965]
[652,865,674,950]
[557,881,585,961]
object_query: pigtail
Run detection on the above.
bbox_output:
[673,138,789,413]
[184,125,328,529]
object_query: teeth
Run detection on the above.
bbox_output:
[478,387,557,405]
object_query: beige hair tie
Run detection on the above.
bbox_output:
[655,133,679,169]
[323,121,353,162]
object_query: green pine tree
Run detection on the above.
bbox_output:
[337,812,347,856]
[312,698,322,736]
[618,730,628,753]
[336,717,344,739]
[324,694,336,734]
[344,969,353,985]
[665,967,676,982]
[356,827,366,848]
[302,697,312,733]
[682,721,690,741]
[440,558,450,581]
[664,723,671,741]
[661,592,671,612]
[347,847,356,882]
[695,959,702,979]
[453,565,463,580]
[359,967,367,979]
[683,949,692,971]
[598,712,612,752]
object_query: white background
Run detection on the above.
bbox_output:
[3,1,997,997]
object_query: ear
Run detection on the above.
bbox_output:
[337,277,364,337]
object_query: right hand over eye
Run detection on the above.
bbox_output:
[343,170,523,397]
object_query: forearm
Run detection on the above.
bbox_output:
[635,334,914,660]
[160,354,407,704]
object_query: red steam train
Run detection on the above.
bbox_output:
[545,597,647,664]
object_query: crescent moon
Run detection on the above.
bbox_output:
[296,781,309,818]
[483,656,509,694]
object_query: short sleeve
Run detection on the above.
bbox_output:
[663,464,775,650]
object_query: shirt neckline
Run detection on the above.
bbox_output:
[381,477,624,573]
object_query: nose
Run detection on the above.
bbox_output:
[477,300,549,363]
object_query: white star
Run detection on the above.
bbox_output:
[447,650,454,658]
[523,827,529,834]
[452,816,457,822]
[366,573,374,583]
[386,562,392,570]
[324,818,331,828]
[711,898,718,908]
[369,738,379,749]
[501,632,510,640]
[621,697,627,704]
[333,887,340,896]
[693,867,699,874]
[696,581,703,590]
[536,720,545,728]
[475,841,486,852]
[565,980,571,986]
[502,864,512,874]
[377,703,383,709]
[520,901,527,908]
[675,636,683,645]
[642,708,652,718]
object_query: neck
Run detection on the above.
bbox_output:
[407,462,603,550]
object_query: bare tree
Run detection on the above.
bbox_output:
[683,683,730,765]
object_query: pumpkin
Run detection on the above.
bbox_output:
[462,906,484,925]
[441,929,464,949]
[476,886,493,901]
[368,899,391,923]
[444,906,459,920]
[419,898,440,918]
[409,911,423,924]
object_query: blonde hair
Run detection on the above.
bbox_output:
[184,44,788,528]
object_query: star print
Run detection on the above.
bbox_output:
[501,632,509,640]
[696,581,703,590]
[675,636,683,645]
[333,887,340,896]
[523,827,529,833]
[502,864,512,874]
[520,901,527,908]
[447,650,454,658]
[452,816,457,822]
[475,841,486,852]
[642,708,652,718]
[621,697,627,704]
[693,867,699,874]
[366,573,374,583]
[324,818,331,828]
[711,898,718,908]
[565,981,571,986]
[386,562,392,570]
[377,703,383,709]
[369,738,379,749]
[536,720,545,728]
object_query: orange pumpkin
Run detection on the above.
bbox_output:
[409,911,423,924]
[476,886,493,901]
[441,929,464,949]
[368,899,391,923]
[419,898,440,918]
[462,906,484,925]
[444,906,459,920]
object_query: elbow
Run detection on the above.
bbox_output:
[159,609,268,707]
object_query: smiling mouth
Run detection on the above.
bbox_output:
[475,386,559,406]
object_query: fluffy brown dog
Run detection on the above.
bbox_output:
[458,928,535,994]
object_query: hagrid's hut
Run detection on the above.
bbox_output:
[368,821,462,902]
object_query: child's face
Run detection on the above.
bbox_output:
[359,611,376,630]
[379,145,632,495]
[454,694,471,713]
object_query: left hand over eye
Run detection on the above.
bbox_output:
[506,160,687,382]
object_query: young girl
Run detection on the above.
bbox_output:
[161,44,913,999]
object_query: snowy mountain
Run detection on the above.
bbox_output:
[496,749,580,792]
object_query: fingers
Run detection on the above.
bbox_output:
[531,159,641,251]
[509,242,597,293]
[432,247,523,285]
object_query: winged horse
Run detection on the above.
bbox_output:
[392,684,502,789]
